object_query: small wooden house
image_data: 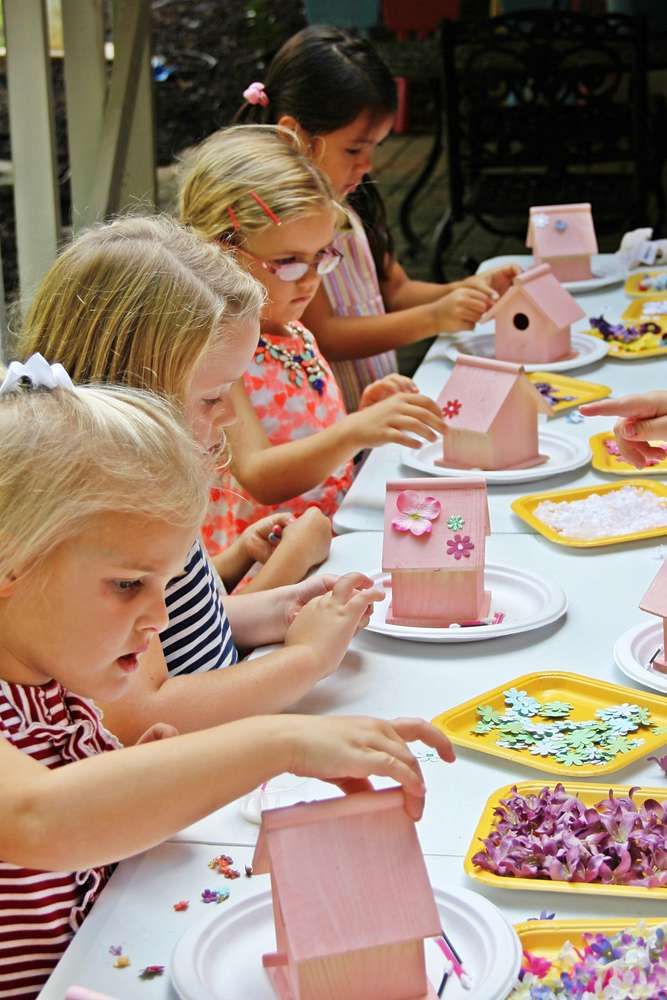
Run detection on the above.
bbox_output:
[436,355,552,471]
[526,203,598,282]
[382,477,490,627]
[639,561,667,674]
[252,788,441,1000]
[481,263,585,365]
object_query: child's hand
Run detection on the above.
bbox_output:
[285,715,455,820]
[467,263,521,297]
[359,374,418,408]
[285,572,384,678]
[279,507,332,567]
[432,286,494,332]
[135,722,179,744]
[240,511,295,565]
[348,391,445,450]
[580,392,667,467]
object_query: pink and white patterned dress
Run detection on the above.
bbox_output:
[0,679,121,999]
[321,209,397,413]
[202,321,354,557]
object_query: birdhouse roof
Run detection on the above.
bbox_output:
[639,560,667,618]
[251,788,441,961]
[382,477,490,571]
[436,355,551,433]
[526,203,598,257]
[481,263,585,330]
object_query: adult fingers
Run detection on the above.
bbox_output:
[390,717,457,763]
[617,415,667,443]
[580,393,665,421]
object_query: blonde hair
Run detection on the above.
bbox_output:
[178,124,342,244]
[16,215,265,404]
[0,383,210,581]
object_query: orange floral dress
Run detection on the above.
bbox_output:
[202,321,354,557]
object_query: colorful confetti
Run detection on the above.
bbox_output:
[113,955,131,969]
[201,887,230,904]
[139,965,165,980]
[173,900,189,912]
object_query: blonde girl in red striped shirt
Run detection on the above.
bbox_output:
[0,365,454,999]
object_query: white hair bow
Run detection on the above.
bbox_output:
[0,353,75,396]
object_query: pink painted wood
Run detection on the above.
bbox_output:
[639,560,667,672]
[482,263,585,364]
[382,477,491,626]
[252,788,441,1000]
[526,203,598,282]
[436,355,551,471]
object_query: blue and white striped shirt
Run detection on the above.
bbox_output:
[160,540,238,675]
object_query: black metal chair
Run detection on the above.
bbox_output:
[431,10,665,280]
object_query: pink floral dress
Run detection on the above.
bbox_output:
[202,321,354,557]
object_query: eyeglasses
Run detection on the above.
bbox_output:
[239,246,343,282]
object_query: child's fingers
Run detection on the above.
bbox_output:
[328,776,375,796]
[393,415,439,442]
[363,750,426,819]
[331,572,380,603]
[390,717,457,763]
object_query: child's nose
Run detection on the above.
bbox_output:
[140,593,169,633]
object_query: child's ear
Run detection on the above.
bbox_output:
[276,115,311,150]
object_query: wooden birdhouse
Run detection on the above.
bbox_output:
[251,788,442,1000]
[436,355,552,471]
[481,263,585,365]
[382,477,491,627]
[639,560,667,674]
[526,203,598,283]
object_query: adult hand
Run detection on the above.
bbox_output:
[580,392,667,467]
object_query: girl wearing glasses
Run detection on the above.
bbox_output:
[179,125,445,557]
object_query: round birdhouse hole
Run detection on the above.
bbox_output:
[513,312,530,330]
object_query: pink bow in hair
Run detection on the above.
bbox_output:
[243,81,269,107]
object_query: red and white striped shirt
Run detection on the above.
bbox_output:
[0,679,121,999]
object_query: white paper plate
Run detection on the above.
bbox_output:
[613,620,667,694]
[171,886,522,1000]
[444,331,609,373]
[367,563,566,643]
[400,430,590,484]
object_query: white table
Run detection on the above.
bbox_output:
[40,255,667,998]
[334,255,667,534]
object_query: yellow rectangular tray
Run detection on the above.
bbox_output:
[589,431,667,476]
[514,917,666,962]
[432,671,667,777]
[623,296,667,323]
[583,323,667,360]
[465,780,667,900]
[527,372,610,414]
[625,268,667,297]
[511,479,667,547]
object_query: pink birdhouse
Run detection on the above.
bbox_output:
[251,788,442,1000]
[436,355,552,471]
[382,477,491,627]
[526,203,598,283]
[639,561,667,674]
[481,263,585,365]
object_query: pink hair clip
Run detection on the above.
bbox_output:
[249,190,281,226]
[226,205,240,231]
[243,81,269,107]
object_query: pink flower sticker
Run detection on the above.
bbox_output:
[446,534,475,559]
[442,398,462,419]
[392,490,442,536]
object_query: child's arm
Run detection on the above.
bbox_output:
[234,509,333,594]
[0,711,455,870]
[580,391,667,467]
[302,263,520,361]
[97,573,383,744]
[227,382,445,505]
[212,511,295,590]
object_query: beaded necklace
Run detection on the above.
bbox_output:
[255,322,328,395]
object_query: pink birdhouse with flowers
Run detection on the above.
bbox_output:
[639,560,667,674]
[436,355,552,471]
[251,788,442,1000]
[526,203,598,283]
[382,477,491,627]
[481,263,585,365]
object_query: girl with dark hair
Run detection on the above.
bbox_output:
[237,25,518,411]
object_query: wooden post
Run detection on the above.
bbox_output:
[3,0,61,304]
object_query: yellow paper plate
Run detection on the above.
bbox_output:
[511,479,667,547]
[465,780,667,900]
[527,372,611,414]
[583,320,667,360]
[432,671,667,777]
[590,431,667,476]
[514,917,666,962]
[625,268,667,297]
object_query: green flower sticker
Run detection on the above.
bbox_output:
[447,514,465,531]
